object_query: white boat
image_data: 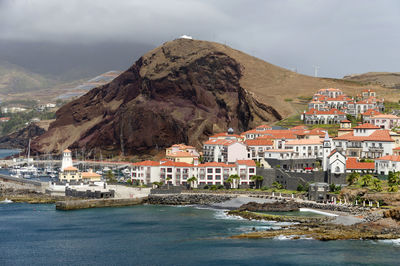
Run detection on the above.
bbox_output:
[1,198,13,203]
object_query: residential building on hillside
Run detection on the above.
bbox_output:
[345,157,375,173]
[361,109,382,122]
[364,114,400,130]
[245,138,274,161]
[301,108,346,124]
[202,139,247,163]
[375,155,400,175]
[165,144,200,163]
[333,123,395,158]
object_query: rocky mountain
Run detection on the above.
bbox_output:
[31,39,392,156]
[0,122,48,150]
[343,72,400,89]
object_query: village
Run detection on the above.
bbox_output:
[19,87,396,206]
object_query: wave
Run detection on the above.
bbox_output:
[378,239,400,246]
[274,235,314,240]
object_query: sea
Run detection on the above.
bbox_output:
[0,203,399,266]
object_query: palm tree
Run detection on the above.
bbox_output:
[360,174,373,187]
[187,176,197,189]
[166,177,172,189]
[228,174,240,189]
[371,177,382,192]
[346,172,360,186]
[250,175,264,189]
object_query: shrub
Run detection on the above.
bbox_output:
[260,186,269,191]
[297,184,304,192]
[210,185,218,190]
[217,185,224,189]
[203,185,209,189]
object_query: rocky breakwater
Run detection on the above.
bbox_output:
[56,198,146,210]
[147,193,234,205]
[238,200,299,212]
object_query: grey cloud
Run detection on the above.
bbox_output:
[1,0,400,77]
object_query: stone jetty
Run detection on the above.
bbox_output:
[56,197,146,210]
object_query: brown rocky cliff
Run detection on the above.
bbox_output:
[31,39,280,155]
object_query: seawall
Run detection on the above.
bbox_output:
[56,197,147,210]
[147,193,234,205]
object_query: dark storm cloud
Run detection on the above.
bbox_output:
[1,0,399,77]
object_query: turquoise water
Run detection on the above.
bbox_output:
[0,203,399,265]
[257,211,325,217]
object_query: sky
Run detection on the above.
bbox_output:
[0,0,399,78]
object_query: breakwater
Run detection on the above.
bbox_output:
[56,197,146,210]
[147,193,234,205]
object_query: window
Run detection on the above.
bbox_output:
[207,175,213,180]
[215,168,221,173]
[207,168,213,173]
[167,168,172,173]
[249,168,255,173]
[215,175,221,180]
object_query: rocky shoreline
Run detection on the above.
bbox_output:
[227,206,400,241]
[147,193,234,205]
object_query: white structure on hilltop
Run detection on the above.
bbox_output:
[61,149,73,171]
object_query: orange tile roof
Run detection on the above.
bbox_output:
[376,155,400,162]
[393,147,400,150]
[353,123,380,129]
[346,157,375,170]
[204,139,237,146]
[63,166,78,171]
[361,109,382,116]
[209,132,241,138]
[63,149,71,153]
[370,114,400,119]
[305,108,346,115]
[290,125,308,130]
[334,130,394,142]
[167,151,198,158]
[245,139,274,146]
[132,160,160,166]
[236,160,256,166]
[81,172,101,177]
[197,162,230,167]
[285,139,323,145]
[160,161,193,167]
[341,120,351,123]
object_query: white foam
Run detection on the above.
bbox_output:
[378,239,400,246]
[299,208,338,217]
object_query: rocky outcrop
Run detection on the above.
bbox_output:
[238,200,299,212]
[384,208,400,221]
[0,123,46,150]
[147,193,234,205]
[31,39,282,156]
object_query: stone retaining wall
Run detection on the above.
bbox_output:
[0,174,46,194]
[147,193,234,205]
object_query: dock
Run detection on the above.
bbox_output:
[55,197,147,210]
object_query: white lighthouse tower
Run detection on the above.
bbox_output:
[322,131,332,172]
[61,149,73,171]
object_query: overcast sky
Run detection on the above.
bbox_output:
[1,0,399,78]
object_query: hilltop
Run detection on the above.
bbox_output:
[343,72,400,89]
[31,39,396,156]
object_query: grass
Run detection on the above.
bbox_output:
[384,101,400,114]
[275,114,303,128]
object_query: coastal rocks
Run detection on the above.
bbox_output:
[383,208,400,221]
[147,193,234,205]
[228,210,329,223]
[238,200,299,212]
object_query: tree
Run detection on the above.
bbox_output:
[187,176,198,189]
[227,174,240,189]
[272,181,283,190]
[166,177,172,189]
[250,175,264,189]
[371,177,383,192]
[153,181,163,188]
[346,172,360,186]
[105,170,116,183]
[360,174,373,187]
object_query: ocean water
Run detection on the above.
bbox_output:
[0,204,399,266]
[0,149,21,159]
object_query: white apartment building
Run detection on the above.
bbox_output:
[333,123,395,159]
[245,138,274,161]
[365,114,400,130]
[375,155,400,175]
[131,160,256,186]
[203,139,247,163]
